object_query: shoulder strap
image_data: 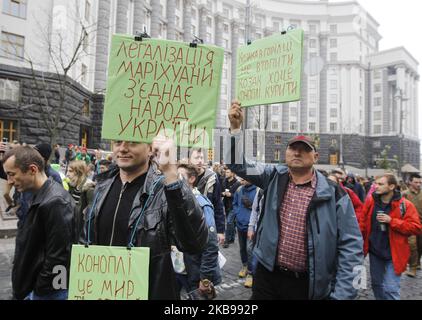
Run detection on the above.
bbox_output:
[400,200,407,218]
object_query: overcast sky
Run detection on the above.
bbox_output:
[329,0,422,143]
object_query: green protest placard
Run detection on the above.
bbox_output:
[68,245,150,300]
[101,35,224,148]
[236,29,304,107]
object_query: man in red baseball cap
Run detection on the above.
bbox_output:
[225,100,363,300]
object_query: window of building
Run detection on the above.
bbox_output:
[223,7,230,18]
[207,17,212,27]
[82,99,90,117]
[360,96,363,106]
[373,111,382,121]
[290,107,297,117]
[309,24,317,34]
[273,21,281,32]
[330,24,337,34]
[374,84,381,93]
[275,136,281,145]
[374,97,382,106]
[309,108,316,118]
[274,150,281,161]
[330,80,337,89]
[373,70,382,79]
[85,0,91,21]
[373,125,382,134]
[81,64,87,84]
[0,78,20,102]
[290,122,297,131]
[176,0,181,10]
[330,52,337,62]
[330,108,338,118]
[0,118,18,142]
[224,24,229,33]
[309,122,316,132]
[3,0,27,19]
[255,16,263,28]
[223,39,229,49]
[192,9,197,20]
[309,80,317,90]
[83,29,89,52]
[206,32,212,42]
[330,94,338,104]
[330,38,337,48]
[272,105,280,115]
[1,31,24,60]
[272,121,279,131]
[309,39,317,48]
[330,123,337,132]
[309,94,317,104]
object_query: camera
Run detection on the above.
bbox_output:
[2,137,7,143]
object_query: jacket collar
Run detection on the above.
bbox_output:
[31,178,53,206]
[279,166,332,201]
[373,190,402,205]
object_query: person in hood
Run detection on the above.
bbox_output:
[345,173,366,203]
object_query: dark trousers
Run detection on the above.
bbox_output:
[238,229,254,272]
[251,263,309,300]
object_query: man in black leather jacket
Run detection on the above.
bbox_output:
[2,146,74,300]
[82,138,208,300]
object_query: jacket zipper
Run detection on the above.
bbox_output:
[109,183,128,246]
[307,213,316,300]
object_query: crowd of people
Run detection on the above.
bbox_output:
[0,101,421,300]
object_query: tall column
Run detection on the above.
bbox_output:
[300,35,309,133]
[318,34,328,133]
[214,13,223,46]
[94,0,111,93]
[198,5,208,42]
[166,0,176,40]
[133,0,146,34]
[230,21,239,101]
[183,0,192,41]
[116,0,129,34]
[150,0,161,38]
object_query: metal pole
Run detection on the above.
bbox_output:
[243,0,251,155]
[339,66,344,169]
[398,88,403,178]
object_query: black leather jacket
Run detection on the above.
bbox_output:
[12,178,74,299]
[83,163,208,300]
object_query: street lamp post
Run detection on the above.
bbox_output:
[395,88,409,178]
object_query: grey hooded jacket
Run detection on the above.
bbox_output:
[225,133,364,300]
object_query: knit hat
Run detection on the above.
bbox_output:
[34,143,52,162]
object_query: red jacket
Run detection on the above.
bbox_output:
[342,186,364,222]
[359,193,422,275]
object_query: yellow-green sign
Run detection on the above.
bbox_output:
[236,29,304,107]
[101,35,224,148]
[68,245,150,300]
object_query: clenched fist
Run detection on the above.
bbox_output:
[228,100,244,131]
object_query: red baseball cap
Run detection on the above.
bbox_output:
[287,135,317,152]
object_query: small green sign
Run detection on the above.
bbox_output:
[236,29,304,107]
[101,35,224,148]
[68,245,150,300]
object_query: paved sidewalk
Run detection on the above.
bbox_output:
[1,235,422,300]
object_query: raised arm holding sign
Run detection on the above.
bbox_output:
[101,35,224,149]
